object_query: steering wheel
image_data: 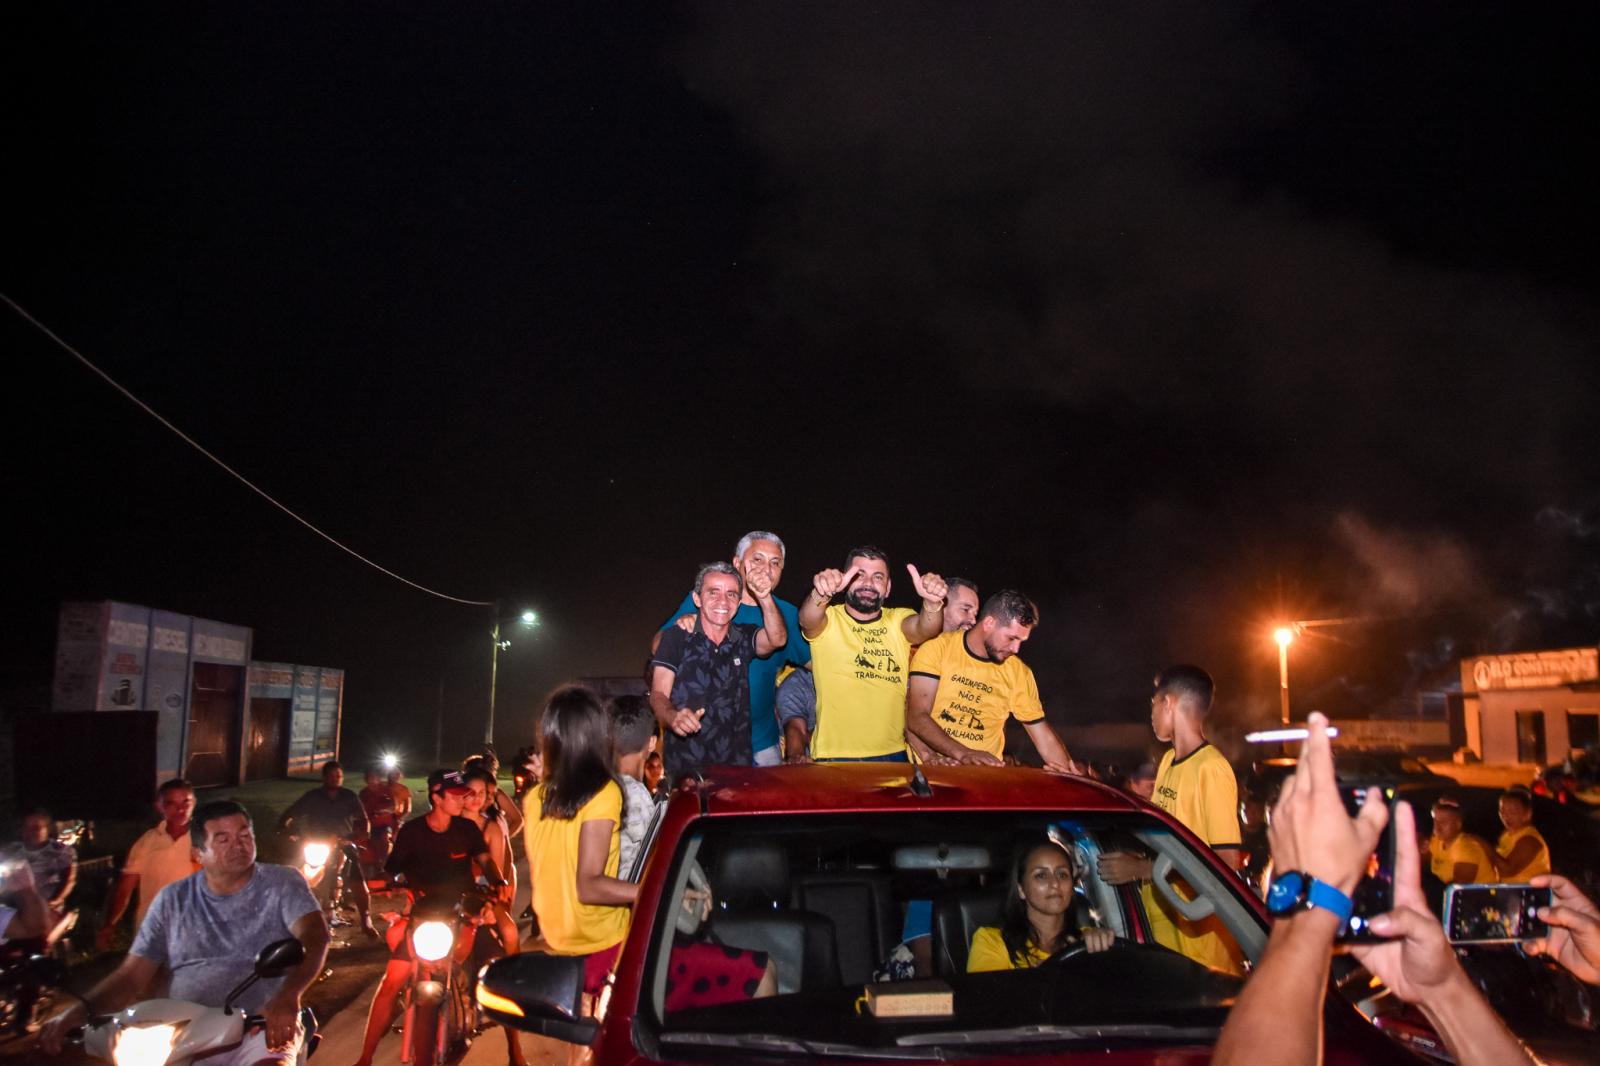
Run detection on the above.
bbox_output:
[1048,935,1173,963]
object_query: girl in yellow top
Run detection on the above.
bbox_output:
[968,839,1114,972]
[1492,786,1551,881]
[524,685,639,995]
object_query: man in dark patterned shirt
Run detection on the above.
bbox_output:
[649,561,788,782]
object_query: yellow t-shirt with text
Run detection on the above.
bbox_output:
[524,780,629,955]
[807,604,917,759]
[909,631,1044,759]
[1142,744,1244,975]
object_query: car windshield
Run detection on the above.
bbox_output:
[638,810,1265,1059]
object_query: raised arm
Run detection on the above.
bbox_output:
[801,566,859,638]
[748,569,788,656]
[899,565,948,644]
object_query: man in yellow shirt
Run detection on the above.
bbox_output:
[1099,665,1244,974]
[1491,786,1550,882]
[905,589,1076,771]
[1423,793,1494,885]
[796,546,948,761]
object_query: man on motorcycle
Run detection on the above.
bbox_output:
[0,808,76,922]
[40,800,330,1064]
[351,769,509,1066]
[98,778,199,949]
[276,760,377,936]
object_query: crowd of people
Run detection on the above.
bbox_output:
[7,526,1600,1065]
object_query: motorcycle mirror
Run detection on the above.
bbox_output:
[255,938,306,977]
[223,938,305,1012]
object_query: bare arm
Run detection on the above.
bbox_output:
[51,859,78,910]
[750,581,787,656]
[801,568,857,639]
[905,675,994,763]
[1493,837,1542,877]
[39,953,161,1053]
[576,820,638,906]
[1022,719,1077,774]
[783,718,813,765]
[494,788,524,837]
[259,910,330,1051]
[1212,910,1338,1066]
[899,565,948,644]
[97,872,140,948]
[649,664,703,737]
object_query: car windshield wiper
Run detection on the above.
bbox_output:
[897,1022,1219,1047]
[661,1030,937,1059]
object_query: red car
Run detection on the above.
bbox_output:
[479,764,1421,1063]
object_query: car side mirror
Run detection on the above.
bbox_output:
[476,953,600,1046]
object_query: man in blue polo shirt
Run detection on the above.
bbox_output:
[657,530,809,766]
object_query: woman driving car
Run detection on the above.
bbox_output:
[968,837,1114,971]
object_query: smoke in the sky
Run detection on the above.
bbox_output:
[1332,512,1479,613]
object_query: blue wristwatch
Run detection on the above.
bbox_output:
[1266,871,1353,923]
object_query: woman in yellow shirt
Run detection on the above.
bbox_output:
[524,685,639,995]
[1492,786,1551,882]
[968,838,1114,972]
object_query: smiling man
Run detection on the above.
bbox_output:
[797,545,948,762]
[650,561,788,781]
[658,531,810,766]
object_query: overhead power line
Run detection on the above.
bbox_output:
[3,292,493,607]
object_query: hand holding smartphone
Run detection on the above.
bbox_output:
[1444,883,1553,944]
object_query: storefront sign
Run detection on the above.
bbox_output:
[1465,647,1599,692]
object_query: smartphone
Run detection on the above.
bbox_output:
[1444,883,1552,944]
[1337,786,1395,942]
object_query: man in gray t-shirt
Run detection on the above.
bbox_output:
[134,863,319,1012]
[41,800,329,1064]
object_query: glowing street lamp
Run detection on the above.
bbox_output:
[488,605,540,746]
[1274,626,1295,726]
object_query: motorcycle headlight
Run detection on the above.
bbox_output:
[412,920,454,961]
[112,1023,182,1066]
[302,841,332,868]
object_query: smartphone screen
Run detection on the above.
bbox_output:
[1337,787,1395,942]
[1445,884,1552,943]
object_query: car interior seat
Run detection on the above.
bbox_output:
[791,869,899,985]
[706,840,842,993]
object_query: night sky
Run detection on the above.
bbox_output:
[6,3,1597,768]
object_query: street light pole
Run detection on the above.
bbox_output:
[487,609,502,746]
[486,604,538,748]
[1274,626,1295,726]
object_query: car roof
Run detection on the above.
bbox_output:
[678,764,1145,816]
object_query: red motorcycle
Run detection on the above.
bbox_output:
[384,884,495,1066]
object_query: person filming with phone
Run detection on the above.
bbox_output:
[1212,712,1538,1066]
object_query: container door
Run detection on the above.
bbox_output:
[245,697,290,781]
[187,662,243,787]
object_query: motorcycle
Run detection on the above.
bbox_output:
[72,938,319,1065]
[0,949,64,1037]
[386,883,495,1066]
